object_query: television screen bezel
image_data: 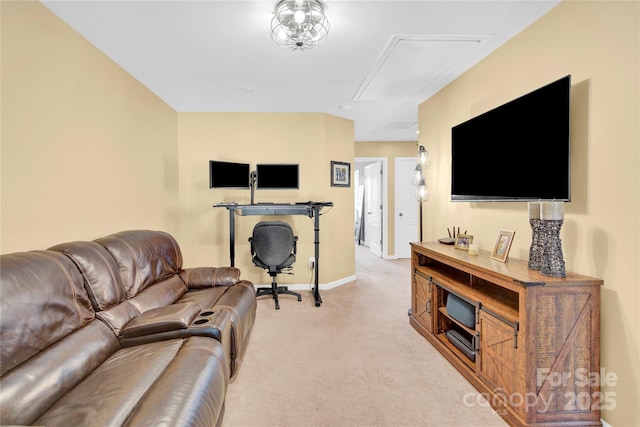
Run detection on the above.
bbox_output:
[450,75,571,202]
[209,160,251,189]
[255,163,300,190]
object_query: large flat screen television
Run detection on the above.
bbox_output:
[209,160,250,189]
[256,164,299,189]
[451,75,571,202]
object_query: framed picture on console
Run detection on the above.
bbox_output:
[454,234,473,250]
[330,161,351,187]
[491,229,515,262]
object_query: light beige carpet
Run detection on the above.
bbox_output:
[222,245,508,427]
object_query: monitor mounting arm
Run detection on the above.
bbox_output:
[250,170,257,205]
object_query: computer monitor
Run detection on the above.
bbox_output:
[255,164,299,189]
[209,160,251,189]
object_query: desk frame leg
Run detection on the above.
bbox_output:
[229,209,235,267]
[313,207,322,307]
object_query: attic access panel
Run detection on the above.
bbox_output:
[353,34,493,102]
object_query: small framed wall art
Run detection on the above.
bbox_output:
[330,161,351,187]
[491,229,515,262]
[454,234,474,250]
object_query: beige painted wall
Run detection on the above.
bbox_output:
[418,1,639,425]
[177,112,356,285]
[355,140,418,256]
[1,1,179,252]
[1,2,356,290]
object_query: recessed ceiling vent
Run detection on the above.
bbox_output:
[383,120,418,130]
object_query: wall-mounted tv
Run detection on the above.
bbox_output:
[256,164,299,189]
[451,75,571,202]
[209,160,250,189]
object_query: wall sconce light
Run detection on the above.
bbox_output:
[413,145,431,240]
[417,145,431,168]
[413,146,430,202]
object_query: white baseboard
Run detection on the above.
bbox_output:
[255,275,356,291]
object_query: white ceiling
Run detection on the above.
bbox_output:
[41,0,559,141]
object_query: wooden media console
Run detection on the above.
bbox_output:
[410,242,602,427]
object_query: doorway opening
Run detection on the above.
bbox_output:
[354,156,419,261]
[354,157,388,259]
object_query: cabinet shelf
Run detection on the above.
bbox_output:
[438,306,475,336]
[429,266,519,324]
[436,332,476,370]
[410,242,603,427]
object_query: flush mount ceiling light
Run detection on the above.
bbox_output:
[271,0,329,51]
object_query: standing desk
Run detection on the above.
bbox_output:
[214,202,333,307]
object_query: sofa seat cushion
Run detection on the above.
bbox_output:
[34,337,228,427]
[177,285,228,308]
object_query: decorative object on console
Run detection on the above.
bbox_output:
[491,229,515,262]
[270,0,329,51]
[539,201,566,278]
[454,234,473,250]
[438,226,462,245]
[412,144,431,240]
[527,202,545,270]
[330,161,351,187]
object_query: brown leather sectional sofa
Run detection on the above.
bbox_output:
[0,230,256,426]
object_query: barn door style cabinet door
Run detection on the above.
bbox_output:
[410,242,603,427]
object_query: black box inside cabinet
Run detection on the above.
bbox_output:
[446,293,476,329]
[446,329,476,362]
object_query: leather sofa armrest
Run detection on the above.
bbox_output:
[121,303,201,338]
[179,267,241,289]
[119,309,234,373]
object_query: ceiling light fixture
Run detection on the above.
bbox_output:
[271,0,329,51]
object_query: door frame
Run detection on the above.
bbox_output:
[355,157,389,258]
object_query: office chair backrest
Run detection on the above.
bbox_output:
[251,221,296,268]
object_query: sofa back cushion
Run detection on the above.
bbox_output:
[49,241,128,311]
[0,251,95,376]
[95,230,183,297]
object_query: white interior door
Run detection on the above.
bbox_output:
[395,158,419,258]
[364,162,382,257]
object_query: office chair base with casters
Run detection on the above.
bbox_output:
[255,278,301,310]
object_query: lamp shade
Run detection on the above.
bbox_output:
[416,184,429,202]
[411,164,426,186]
[418,145,431,168]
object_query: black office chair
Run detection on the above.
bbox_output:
[249,221,302,310]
